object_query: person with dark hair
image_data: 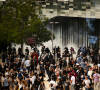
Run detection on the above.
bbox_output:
[34,77,40,90]
[64,78,70,90]
[18,47,22,58]
[49,78,56,90]
[8,47,12,56]
[83,76,91,90]
[38,81,45,90]
[12,47,16,55]
[25,47,29,56]
[2,52,7,63]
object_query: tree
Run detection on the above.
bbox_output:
[0,0,52,53]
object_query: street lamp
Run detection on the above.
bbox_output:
[50,22,59,54]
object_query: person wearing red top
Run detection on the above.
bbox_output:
[33,52,38,70]
[33,52,38,63]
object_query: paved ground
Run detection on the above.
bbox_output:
[44,73,50,89]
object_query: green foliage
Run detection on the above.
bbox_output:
[0,0,52,49]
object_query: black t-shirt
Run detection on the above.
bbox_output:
[63,69,67,75]
[34,79,40,88]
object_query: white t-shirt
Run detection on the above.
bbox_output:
[88,70,93,79]
[24,60,30,67]
[5,72,9,76]
[30,75,36,85]
[18,83,23,89]
[84,79,90,88]
[22,58,25,64]
[98,64,100,67]
[71,76,75,84]
[50,80,56,86]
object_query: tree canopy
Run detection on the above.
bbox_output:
[0,0,52,52]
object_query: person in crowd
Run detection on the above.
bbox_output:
[93,70,100,90]
[0,46,100,90]
[38,81,45,90]
[49,78,56,90]
[70,73,75,90]
[18,47,22,58]
[25,47,29,56]
[64,78,70,90]
[24,57,30,73]
[83,76,91,90]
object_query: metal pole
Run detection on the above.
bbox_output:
[52,23,54,53]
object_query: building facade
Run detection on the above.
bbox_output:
[36,0,100,51]
[0,0,100,52]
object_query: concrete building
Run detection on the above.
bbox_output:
[0,0,100,53]
[36,0,100,52]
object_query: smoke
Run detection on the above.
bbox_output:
[86,18,95,32]
[89,36,98,44]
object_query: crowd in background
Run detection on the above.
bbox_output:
[0,45,100,90]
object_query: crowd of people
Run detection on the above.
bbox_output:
[0,45,100,90]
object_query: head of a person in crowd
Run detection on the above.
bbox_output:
[40,61,43,65]
[25,73,28,77]
[51,77,55,81]
[95,70,98,73]
[85,76,88,80]
[84,72,87,76]
[98,61,100,64]
[89,67,92,71]
[71,73,74,76]
[87,63,89,66]
[56,65,59,68]
[18,70,21,73]
[84,69,87,73]
[36,74,38,79]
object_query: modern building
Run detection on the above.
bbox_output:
[36,0,100,51]
[0,0,100,52]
